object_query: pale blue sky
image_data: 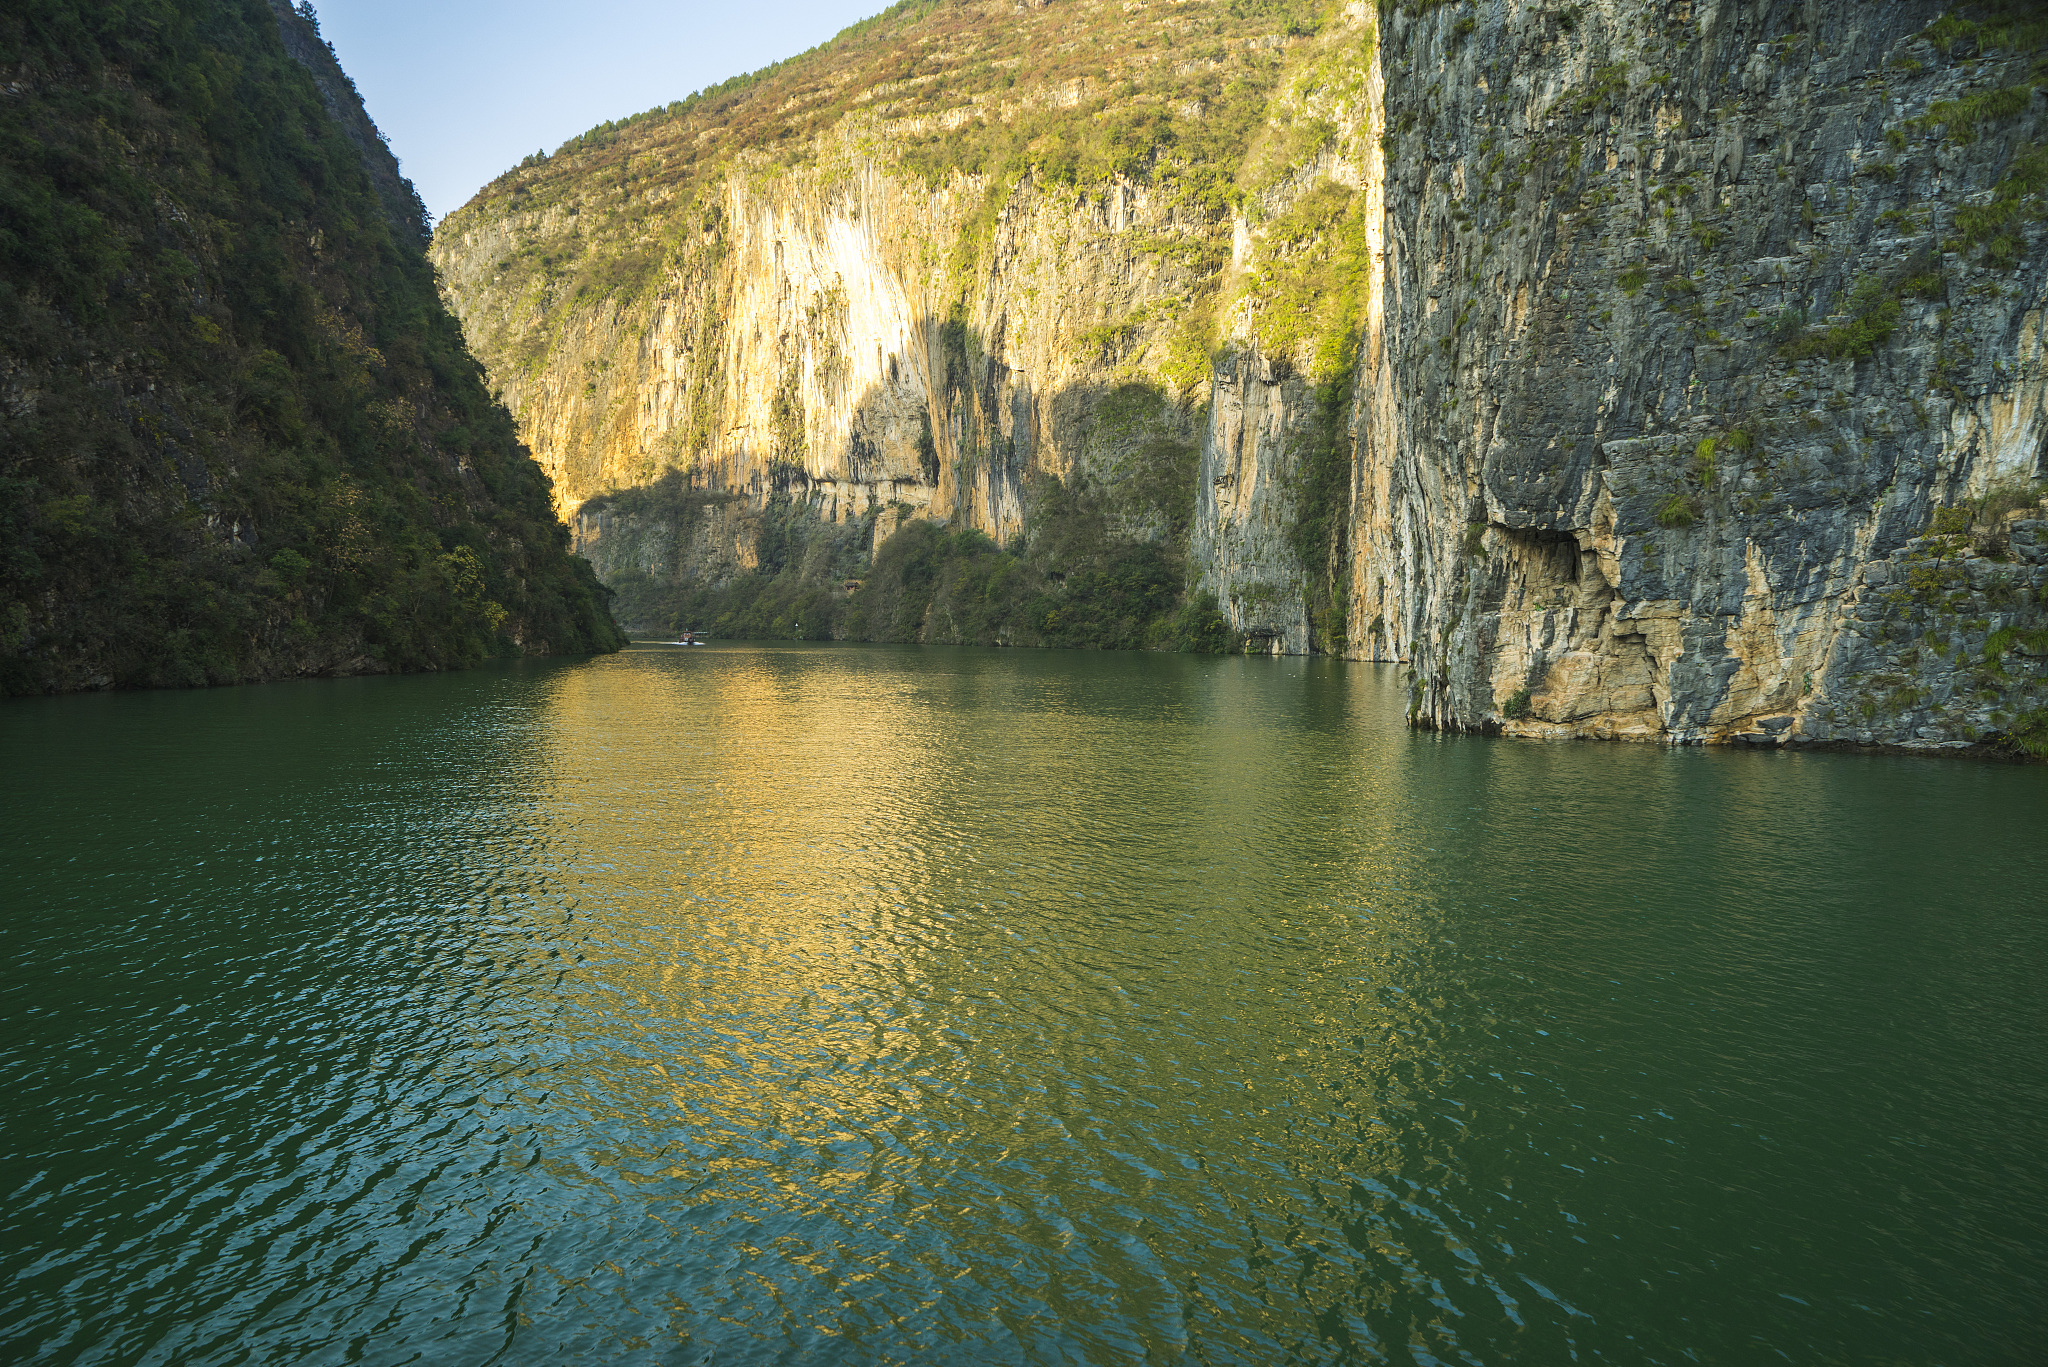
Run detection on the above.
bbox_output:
[311,0,886,221]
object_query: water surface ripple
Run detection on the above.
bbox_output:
[3,645,2043,1364]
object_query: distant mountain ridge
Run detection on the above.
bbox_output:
[0,0,622,695]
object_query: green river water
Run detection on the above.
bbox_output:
[2,643,2043,1365]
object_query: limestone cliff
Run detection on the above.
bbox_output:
[433,0,1378,655]
[434,0,2048,757]
[1369,0,2048,758]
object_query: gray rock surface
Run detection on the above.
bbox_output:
[1369,0,2048,756]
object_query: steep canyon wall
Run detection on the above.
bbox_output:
[1373,0,2048,755]
[434,0,2048,755]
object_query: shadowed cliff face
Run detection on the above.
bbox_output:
[265,0,429,252]
[436,0,2048,757]
[0,0,621,696]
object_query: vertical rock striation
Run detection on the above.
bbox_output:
[1369,0,2046,754]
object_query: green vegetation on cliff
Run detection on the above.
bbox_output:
[0,0,622,694]
[433,0,1386,663]
[443,0,1346,381]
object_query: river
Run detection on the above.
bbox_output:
[3,644,2043,1364]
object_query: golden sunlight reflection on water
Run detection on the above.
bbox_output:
[4,643,2044,1364]
[515,647,1472,1354]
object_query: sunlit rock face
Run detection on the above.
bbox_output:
[438,169,1207,542]
[435,0,2048,754]
[432,0,1379,652]
[1370,0,2047,754]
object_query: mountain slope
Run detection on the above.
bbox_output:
[0,0,623,695]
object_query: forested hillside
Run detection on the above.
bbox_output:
[0,0,622,694]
